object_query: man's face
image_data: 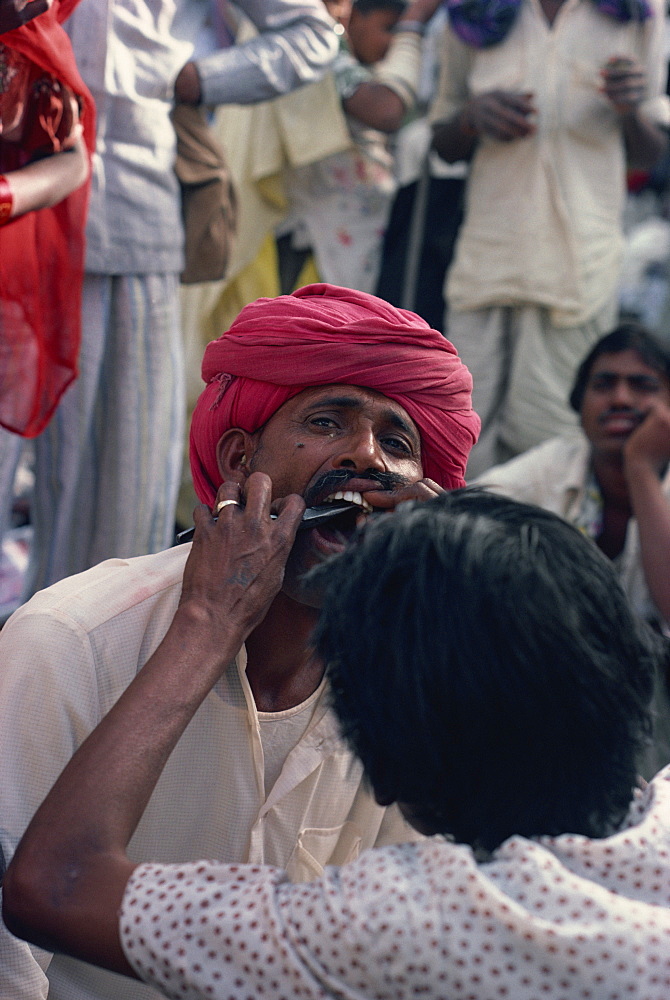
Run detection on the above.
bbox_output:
[246,384,424,604]
[580,350,670,457]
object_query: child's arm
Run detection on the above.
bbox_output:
[344,0,441,133]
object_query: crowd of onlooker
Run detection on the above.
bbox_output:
[2,0,670,617]
[2,2,670,998]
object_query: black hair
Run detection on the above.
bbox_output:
[352,0,407,14]
[569,322,670,413]
[310,490,661,852]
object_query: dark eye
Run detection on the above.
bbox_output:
[629,376,661,393]
[308,415,339,429]
[382,434,413,455]
[588,374,616,392]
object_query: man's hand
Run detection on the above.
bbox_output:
[465,90,536,142]
[622,400,670,625]
[174,61,202,104]
[601,55,647,117]
[0,0,51,34]
[179,474,305,643]
[361,477,443,512]
[623,401,670,477]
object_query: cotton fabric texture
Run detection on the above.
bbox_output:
[0,544,418,999]
[281,31,422,294]
[190,283,479,504]
[430,0,670,327]
[120,767,670,1000]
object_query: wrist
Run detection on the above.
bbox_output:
[174,61,202,105]
[623,452,662,484]
[0,175,15,226]
[393,19,427,35]
[169,600,243,670]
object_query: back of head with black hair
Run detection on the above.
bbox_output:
[569,321,670,413]
[310,490,661,852]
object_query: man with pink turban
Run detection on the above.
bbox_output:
[0,283,478,1000]
[191,282,476,503]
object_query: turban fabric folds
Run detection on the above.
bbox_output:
[190,284,480,505]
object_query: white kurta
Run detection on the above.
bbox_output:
[0,545,418,1000]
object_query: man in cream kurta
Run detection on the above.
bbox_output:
[0,545,418,1000]
[0,282,480,1000]
[430,0,670,476]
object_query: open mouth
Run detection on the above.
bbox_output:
[309,491,374,555]
[321,489,373,514]
[600,414,641,435]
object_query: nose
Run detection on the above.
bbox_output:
[609,377,635,408]
[332,425,386,473]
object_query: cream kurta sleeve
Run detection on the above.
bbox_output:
[0,609,102,998]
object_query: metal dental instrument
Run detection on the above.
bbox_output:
[175,500,358,545]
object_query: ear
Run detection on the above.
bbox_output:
[216,428,256,485]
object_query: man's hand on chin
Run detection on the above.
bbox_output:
[623,401,670,479]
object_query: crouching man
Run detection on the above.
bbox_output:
[0,282,479,999]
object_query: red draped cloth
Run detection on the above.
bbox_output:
[0,0,94,437]
[190,283,480,505]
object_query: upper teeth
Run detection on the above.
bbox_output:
[324,490,373,513]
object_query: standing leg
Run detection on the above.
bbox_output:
[447,306,514,480]
[499,302,616,458]
[26,273,184,595]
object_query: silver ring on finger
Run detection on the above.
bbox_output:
[215,499,241,516]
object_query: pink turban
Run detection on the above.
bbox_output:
[190,283,480,504]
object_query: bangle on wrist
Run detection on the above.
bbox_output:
[393,19,426,34]
[0,175,14,226]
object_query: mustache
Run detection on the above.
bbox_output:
[598,407,645,422]
[303,469,408,507]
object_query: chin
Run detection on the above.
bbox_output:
[281,578,325,610]
[281,542,327,609]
